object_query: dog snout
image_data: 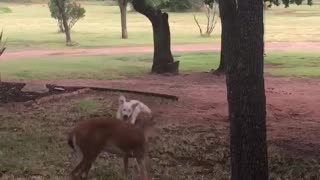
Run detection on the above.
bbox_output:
[123,115,129,119]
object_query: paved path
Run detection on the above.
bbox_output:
[1,42,320,60]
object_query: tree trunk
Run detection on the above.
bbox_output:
[61,14,72,45]
[54,0,72,45]
[119,0,128,39]
[0,30,5,56]
[225,0,269,179]
[132,0,179,74]
[214,0,233,74]
[214,35,225,74]
[58,20,65,33]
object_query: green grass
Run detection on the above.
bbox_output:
[0,94,319,179]
[0,3,319,50]
[264,52,320,77]
[0,54,150,80]
[0,51,319,80]
[0,2,218,50]
[70,99,104,115]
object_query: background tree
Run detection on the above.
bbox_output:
[265,0,313,7]
[132,0,179,74]
[49,0,86,45]
[224,0,313,179]
[214,0,313,74]
[225,0,268,179]
[118,0,129,39]
[213,0,227,74]
[193,0,218,37]
[0,30,6,56]
[166,0,191,12]
[0,30,6,81]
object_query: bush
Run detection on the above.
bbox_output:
[48,0,86,32]
[150,0,208,12]
[167,0,192,12]
[0,6,12,14]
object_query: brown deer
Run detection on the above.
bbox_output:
[68,117,149,180]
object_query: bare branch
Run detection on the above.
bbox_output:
[193,14,203,36]
[208,3,218,34]
[0,30,7,56]
[205,5,210,34]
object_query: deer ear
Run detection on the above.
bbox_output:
[119,95,126,105]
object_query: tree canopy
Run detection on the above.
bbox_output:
[265,0,312,7]
[48,0,86,31]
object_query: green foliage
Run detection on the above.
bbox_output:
[167,0,192,12]
[145,0,192,12]
[145,0,219,12]
[203,0,219,8]
[0,6,12,14]
[48,0,86,31]
[1,52,319,80]
[265,0,313,7]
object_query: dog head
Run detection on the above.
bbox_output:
[117,95,140,121]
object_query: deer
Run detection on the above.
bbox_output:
[67,117,150,180]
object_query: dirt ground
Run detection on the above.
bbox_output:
[2,42,320,60]
[1,73,320,179]
[16,73,320,159]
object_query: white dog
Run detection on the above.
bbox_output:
[116,95,152,124]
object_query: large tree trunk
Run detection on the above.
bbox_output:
[132,0,179,74]
[225,0,268,179]
[119,0,128,39]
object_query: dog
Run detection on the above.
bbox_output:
[116,95,152,125]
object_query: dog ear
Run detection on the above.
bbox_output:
[131,101,140,111]
[119,95,126,105]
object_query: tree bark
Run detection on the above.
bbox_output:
[54,0,72,45]
[119,0,128,39]
[62,14,72,45]
[132,0,179,74]
[58,20,65,33]
[225,0,269,179]
[0,30,5,56]
[214,0,234,74]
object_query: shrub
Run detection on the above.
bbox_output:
[48,0,86,32]
[0,6,12,14]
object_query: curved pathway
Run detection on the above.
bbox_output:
[1,42,320,60]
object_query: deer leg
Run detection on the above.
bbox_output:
[123,156,129,180]
[133,159,140,175]
[80,153,99,180]
[136,157,148,180]
[71,158,86,180]
[73,148,100,180]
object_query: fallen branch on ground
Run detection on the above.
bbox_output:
[46,84,179,101]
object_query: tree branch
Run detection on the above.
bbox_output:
[193,14,203,36]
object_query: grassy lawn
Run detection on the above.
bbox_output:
[0,2,319,50]
[0,51,319,80]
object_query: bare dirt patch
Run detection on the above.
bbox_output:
[1,73,320,179]
[1,42,320,60]
[27,73,320,158]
